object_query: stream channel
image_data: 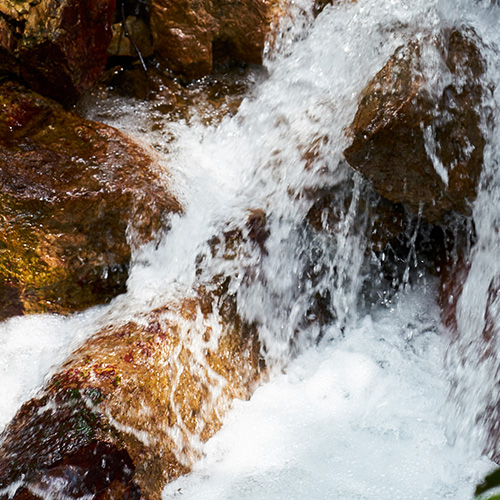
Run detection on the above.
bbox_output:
[2,0,500,498]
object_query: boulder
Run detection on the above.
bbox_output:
[344,28,486,223]
[149,0,282,80]
[0,81,180,319]
[0,290,262,500]
[0,0,115,102]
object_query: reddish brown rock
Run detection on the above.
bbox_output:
[439,256,471,333]
[150,0,283,79]
[0,81,180,319]
[0,291,263,500]
[0,0,115,102]
[344,28,486,223]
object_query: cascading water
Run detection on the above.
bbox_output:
[445,6,500,463]
[1,0,500,498]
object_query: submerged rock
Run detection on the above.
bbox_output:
[0,81,180,319]
[0,291,262,500]
[0,0,115,102]
[439,255,472,333]
[344,28,487,223]
[312,0,357,17]
[149,0,282,79]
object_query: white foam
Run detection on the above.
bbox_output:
[163,288,492,500]
[0,308,102,430]
[0,0,498,497]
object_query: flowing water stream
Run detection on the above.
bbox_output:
[2,0,500,497]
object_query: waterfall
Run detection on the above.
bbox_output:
[2,0,500,498]
[444,2,500,462]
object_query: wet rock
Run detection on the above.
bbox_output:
[0,80,180,318]
[82,60,265,127]
[306,181,403,313]
[344,28,487,223]
[478,274,500,462]
[307,179,406,252]
[306,175,474,313]
[439,254,472,333]
[0,292,262,500]
[108,16,154,59]
[442,262,500,463]
[0,0,115,103]
[149,0,282,79]
[312,0,356,18]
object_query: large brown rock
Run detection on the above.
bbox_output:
[0,81,180,319]
[0,290,262,500]
[150,0,282,79]
[0,0,115,102]
[344,28,486,223]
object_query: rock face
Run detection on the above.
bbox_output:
[344,28,486,223]
[150,0,282,79]
[0,81,180,319]
[0,0,115,102]
[0,291,262,500]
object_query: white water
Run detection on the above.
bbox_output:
[2,0,500,497]
[163,288,490,500]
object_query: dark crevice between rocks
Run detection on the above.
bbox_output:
[305,176,477,324]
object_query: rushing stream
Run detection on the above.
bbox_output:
[2,0,500,498]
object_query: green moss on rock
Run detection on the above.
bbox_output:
[0,81,181,319]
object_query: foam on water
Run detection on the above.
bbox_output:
[0,308,103,429]
[1,0,500,497]
[162,287,491,500]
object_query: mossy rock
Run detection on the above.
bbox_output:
[0,292,263,500]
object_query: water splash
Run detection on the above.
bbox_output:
[1,0,500,497]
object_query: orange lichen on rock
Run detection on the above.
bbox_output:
[0,291,263,500]
[0,81,180,319]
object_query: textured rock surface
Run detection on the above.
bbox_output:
[0,0,115,102]
[0,292,262,500]
[108,15,154,59]
[344,28,486,223]
[150,0,282,79]
[0,81,180,319]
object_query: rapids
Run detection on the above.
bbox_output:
[2,0,500,498]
